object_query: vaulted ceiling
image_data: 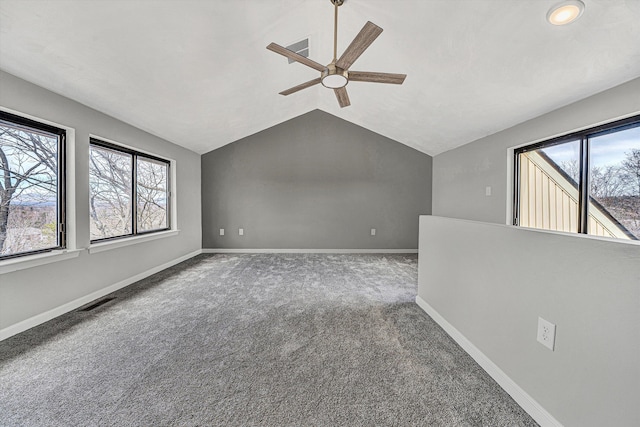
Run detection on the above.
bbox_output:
[1,0,639,155]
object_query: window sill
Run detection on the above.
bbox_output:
[515,225,640,246]
[89,229,180,254]
[0,249,82,275]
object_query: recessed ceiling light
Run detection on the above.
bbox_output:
[547,0,585,25]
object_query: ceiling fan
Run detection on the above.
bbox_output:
[267,0,407,108]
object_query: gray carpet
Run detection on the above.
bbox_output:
[0,254,537,426]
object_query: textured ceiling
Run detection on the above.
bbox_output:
[1,0,639,156]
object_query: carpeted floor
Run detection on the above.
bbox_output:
[0,254,538,426]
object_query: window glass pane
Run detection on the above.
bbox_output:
[518,140,580,233]
[136,157,168,232]
[588,126,640,240]
[89,145,133,240]
[0,120,60,257]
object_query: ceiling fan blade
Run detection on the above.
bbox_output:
[267,43,326,72]
[335,21,383,70]
[334,87,351,108]
[348,71,406,85]
[279,78,322,96]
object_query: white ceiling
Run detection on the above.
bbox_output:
[1,0,639,156]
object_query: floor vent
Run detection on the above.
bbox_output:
[79,297,116,312]
[285,38,309,64]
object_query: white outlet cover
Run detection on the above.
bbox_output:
[219,228,224,236]
[239,228,244,236]
[485,186,492,196]
[371,228,376,236]
[537,317,556,351]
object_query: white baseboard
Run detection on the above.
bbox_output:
[202,248,418,254]
[0,249,202,341]
[415,296,563,427]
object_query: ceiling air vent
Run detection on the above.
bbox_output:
[285,38,309,64]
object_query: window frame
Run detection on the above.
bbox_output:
[89,137,171,243]
[0,110,67,260]
[513,114,640,239]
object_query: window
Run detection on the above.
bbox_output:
[89,138,169,242]
[0,111,66,259]
[514,115,640,241]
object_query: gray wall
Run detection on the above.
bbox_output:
[201,110,432,249]
[426,78,640,426]
[0,71,201,333]
[418,216,640,427]
[433,77,640,224]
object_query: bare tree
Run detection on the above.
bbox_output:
[590,165,626,199]
[89,147,132,240]
[560,160,626,199]
[554,152,639,238]
[621,149,640,197]
[0,125,57,254]
[89,148,168,239]
[137,159,168,231]
[619,149,640,236]
[560,159,580,184]
[3,205,56,254]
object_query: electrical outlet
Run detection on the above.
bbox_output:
[537,317,556,351]
[371,228,376,236]
[485,186,492,196]
[219,228,224,236]
[239,228,244,236]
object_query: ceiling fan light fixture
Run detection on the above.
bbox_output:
[321,65,348,89]
[547,0,585,25]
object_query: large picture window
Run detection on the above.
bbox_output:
[89,138,169,242]
[514,115,640,241]
[0,111,66,259]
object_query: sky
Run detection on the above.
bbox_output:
[1,125,58,204]
[542,125,640,168]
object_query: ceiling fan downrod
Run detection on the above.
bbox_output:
[331,0,344,63]
[322,0,348,89]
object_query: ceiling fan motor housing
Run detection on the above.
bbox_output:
[321,63,349,88]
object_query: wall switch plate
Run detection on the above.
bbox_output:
[219,228,224,236]
[371,228,376,236]
[485,186,492,196]
[239,228,244,236]
[537,317,556,351]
